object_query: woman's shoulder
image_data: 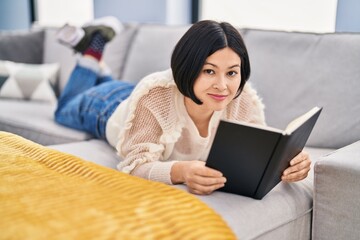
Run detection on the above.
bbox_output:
[121,69,183,144]
[131,68,177,104]
[227,83,266,125]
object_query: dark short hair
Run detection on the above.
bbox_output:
[171,20,251,104]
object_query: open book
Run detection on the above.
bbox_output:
[206,107,322,199]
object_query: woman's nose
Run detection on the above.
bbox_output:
[213,76,227,91]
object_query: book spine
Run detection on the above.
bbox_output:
[254,135,298,199]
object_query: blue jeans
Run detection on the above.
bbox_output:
[55,64,135,140]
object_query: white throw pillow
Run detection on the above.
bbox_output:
[0,60,59,103]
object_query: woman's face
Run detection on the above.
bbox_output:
[191,47,241,112]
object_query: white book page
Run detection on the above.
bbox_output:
[222,119,283,134]
[285,107,321,134]
[222,106,320,135]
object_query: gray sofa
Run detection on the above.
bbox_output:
[1,23,359,240]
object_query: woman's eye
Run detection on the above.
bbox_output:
[204,69,215,75]
[228,71,238,77]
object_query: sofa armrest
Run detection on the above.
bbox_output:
[312,141,360,240]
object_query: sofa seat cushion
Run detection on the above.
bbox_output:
[49,139,119,169]
[196,146,334,239]
[0,99,91,145]
[50,139,333,239]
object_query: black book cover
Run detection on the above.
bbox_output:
[206,107,322,199]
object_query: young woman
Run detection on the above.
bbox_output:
[55,17,311,195]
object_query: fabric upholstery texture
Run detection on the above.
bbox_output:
[102,23,139,81]
[312,141,360,240]
[244,29,360,149]
[0,30,44,64]
[121,24,189,83]
[0,131,236,240]
[49,139,120,169]
[0,99,91,145]
[0,60,59,102]
[41,28,77,96]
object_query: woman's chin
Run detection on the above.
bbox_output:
[208,103,228,112]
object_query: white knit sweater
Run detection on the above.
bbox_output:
[106,69,266,184]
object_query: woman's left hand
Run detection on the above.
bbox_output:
[281,151,311,182]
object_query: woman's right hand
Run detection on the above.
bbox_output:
[171,161,226,195]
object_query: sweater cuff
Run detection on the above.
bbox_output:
[148,161,177,185]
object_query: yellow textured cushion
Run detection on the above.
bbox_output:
[0,131,235,239]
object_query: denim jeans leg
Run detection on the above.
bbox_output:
[57,65,99,108]
[54,64,101,132]
[54,56,136,139]
[87,81,135,138]
[55,78,134,139]
[97,75,113,84]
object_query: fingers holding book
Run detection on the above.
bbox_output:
[281,151,311,182]
[171,160,227,195]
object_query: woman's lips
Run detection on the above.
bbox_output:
[208,93,227,101]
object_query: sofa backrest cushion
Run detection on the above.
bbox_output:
[42,28,76,96]
[243,29,360,149]
[102,23,139,81]
[0,30,44,64]
[121,24,189,83]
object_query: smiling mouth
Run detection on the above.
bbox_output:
[208,93,228,101]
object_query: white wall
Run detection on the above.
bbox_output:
[166,0,191,25]
[35,0,94,27]
[200,0,338,33]
[94,0,191,25]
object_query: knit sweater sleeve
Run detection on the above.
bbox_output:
[116,85,180,185]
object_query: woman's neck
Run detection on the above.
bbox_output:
[184,97,213,137]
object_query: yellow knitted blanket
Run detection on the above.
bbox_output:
[0,131,235,240]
